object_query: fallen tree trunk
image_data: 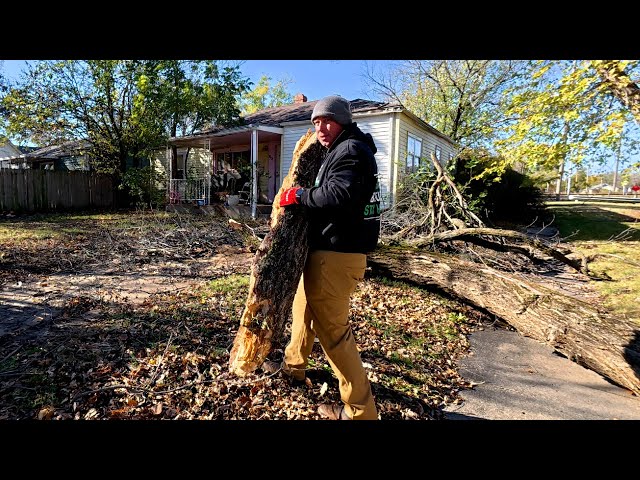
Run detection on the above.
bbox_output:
[228,130,324,377]
[367,247,640,395]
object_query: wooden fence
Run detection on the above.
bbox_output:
[0,170,114,212]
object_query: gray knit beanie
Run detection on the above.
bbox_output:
[311,95,352,126]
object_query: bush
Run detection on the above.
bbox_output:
[452,153,550,227]
[119,166,166,209]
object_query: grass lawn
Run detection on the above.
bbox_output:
[545,200,640,324]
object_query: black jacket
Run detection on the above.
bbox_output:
[299,122,381,253]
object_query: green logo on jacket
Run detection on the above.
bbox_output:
[364,179,381,218]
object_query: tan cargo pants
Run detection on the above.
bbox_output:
[282,250,378,420]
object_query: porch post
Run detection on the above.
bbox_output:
[251,129,258,219]
[166,144,172,202]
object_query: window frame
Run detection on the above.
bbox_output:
[406,133,423,174]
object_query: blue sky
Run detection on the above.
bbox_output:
[236,60,388,102]
[2,59,390,103]
[2,59,638,174]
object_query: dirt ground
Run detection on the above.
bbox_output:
[3,206,637,421]
[0,211,484,420]
[1,247,253,339]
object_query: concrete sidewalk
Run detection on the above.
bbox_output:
[443,324,640,420]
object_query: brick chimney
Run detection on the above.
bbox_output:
[294,93,307,104]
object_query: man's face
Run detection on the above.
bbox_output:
[313,117,344,148]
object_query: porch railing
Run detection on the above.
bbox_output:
[168,177,210,205]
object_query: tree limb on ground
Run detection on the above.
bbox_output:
[377,150,639,395]
[405,226,588,275]
[367,247,640,395]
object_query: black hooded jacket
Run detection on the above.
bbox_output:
[298,122,381,254]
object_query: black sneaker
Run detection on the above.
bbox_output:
[318,403,350,420]
[260,360,306,383]
[261,360,282,375]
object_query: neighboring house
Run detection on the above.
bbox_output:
[0,139,92,170]
[156,94,459,216]
[583,183,615,194]
[0,139,24,168]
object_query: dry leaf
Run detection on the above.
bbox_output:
[319,382,328,396]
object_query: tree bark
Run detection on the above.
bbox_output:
[228,130,324,376]
[367,247,640,395]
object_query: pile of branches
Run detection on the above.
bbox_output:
[380,154,588,277]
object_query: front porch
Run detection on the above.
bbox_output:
[164,124,284,219]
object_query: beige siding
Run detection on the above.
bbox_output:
[397,114,457,172]
[185,148,210,177]
[151,148,169,176]
[151,147,211,178]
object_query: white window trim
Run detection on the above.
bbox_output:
[407,133,422,173]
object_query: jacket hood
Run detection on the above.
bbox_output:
[338,122,377,155]
[345,122,378,154]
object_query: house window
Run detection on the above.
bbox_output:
[434,145,442,163]
[406,134,422,174]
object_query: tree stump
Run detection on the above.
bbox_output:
[228,130,325,376]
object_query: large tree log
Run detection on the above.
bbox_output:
[367,247,640,395]
[228,130,324,376]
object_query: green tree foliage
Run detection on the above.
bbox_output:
[133,60,251,180]
[239,75,293,115]
[496,60,640,190]
[136,60,251,138]
[452,149,548,226]
[0,60,251,199]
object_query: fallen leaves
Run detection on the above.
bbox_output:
[0,210,487,420]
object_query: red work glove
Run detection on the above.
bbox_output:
[280,187,303,207]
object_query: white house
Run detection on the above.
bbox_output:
[158,94,458,217]
[0,140,24,169]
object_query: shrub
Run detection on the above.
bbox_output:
[452,153,550,227]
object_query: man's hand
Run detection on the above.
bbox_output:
[280,187,303,207]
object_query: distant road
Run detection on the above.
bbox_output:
[566,194,640,203]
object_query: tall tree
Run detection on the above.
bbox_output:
[1,60,251,188]
[496,60,640,190]
[364,60,526,148]
[239,74,293,115]
[135,60,251,178]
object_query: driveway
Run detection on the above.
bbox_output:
[443,324,640,420]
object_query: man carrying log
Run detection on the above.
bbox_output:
[263,95,381,420]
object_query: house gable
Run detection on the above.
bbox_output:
[0,140,24,168]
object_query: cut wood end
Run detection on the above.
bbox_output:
[228,326,273,376]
